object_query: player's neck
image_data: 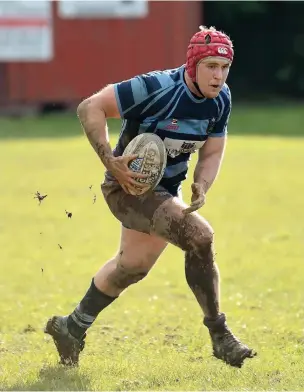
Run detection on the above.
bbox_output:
[184,70,204,98]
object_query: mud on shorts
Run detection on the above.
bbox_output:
[101,179,176,234]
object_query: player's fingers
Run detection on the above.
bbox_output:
[182,205,200,214]
[182,206,198,214]
[182,199,205,214]
[128,178,149,188]
[123,154,139,163]
[127,170,149,179]
[190,197,205,208]
[191,193,199,203]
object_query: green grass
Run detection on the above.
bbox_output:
[0,105,303,390]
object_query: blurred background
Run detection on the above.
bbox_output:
[0,0,303,115]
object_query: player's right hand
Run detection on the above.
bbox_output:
[107,154,149,194]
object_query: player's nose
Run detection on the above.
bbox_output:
[213,68,223,80]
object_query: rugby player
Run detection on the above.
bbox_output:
[45,26,256,368]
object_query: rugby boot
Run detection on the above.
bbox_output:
[204,313,257,368]
[44,315,85,366]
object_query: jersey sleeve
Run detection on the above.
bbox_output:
[113,73,163,120]
[209,86,232,138]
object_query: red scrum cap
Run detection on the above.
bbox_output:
[186,26,234,82]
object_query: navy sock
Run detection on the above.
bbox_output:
[67,279,117,339]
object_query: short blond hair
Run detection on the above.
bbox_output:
[199,25,217,32]
[198,25,233,47]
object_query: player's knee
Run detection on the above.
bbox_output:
[185,239,214,272]
[192,226,214,255]
[179,216,214,254]
[194,238,214,261]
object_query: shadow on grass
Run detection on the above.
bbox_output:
[0,104,303,139]
[5,364,92,391]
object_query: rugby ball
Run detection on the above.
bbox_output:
[122,133,167,196]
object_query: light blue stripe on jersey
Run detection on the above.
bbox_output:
[131,78,146,104]
[163,161,189,178]
[212,97,219,114]
[144,83,184,122]
[122,80,169,115]
[208,131,227,138]
[118,119,127,137]
[165,88,186,119]
[159,73,176,88]
[114,85,124,118]
[218,94,225,120]
[147,70,178,89]
[140,84,176,115]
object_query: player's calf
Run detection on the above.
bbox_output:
[185,244,220,319]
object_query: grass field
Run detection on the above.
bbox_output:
[0,105,303,391]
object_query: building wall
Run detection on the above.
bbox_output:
[3,1,201,107]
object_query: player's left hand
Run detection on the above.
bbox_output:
[183,183,206,214]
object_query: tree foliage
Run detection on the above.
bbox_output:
[204,1,304,100]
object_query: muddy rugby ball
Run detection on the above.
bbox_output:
[122,133,167,196]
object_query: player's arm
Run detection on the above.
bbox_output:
[77,85,147,193]
[78,73,160,167]
[196,88,231,194]
[194,136,227,193]
[77,85,120,170]
[183,92,231,214]
[183,137,226,214]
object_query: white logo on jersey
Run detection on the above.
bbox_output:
[218,47,228,55]
[164,138,206,158]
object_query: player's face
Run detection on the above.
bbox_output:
[196,57,231,98]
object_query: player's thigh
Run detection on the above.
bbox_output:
[101,179,213,253]
[101,180,172,234]
[151,196,214,252]
[116,226,168,271]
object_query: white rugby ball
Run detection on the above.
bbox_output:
[122,133,167,196]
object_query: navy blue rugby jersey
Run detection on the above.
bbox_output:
[110,65,231,196]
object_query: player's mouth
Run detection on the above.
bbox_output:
[210,84,220,89]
